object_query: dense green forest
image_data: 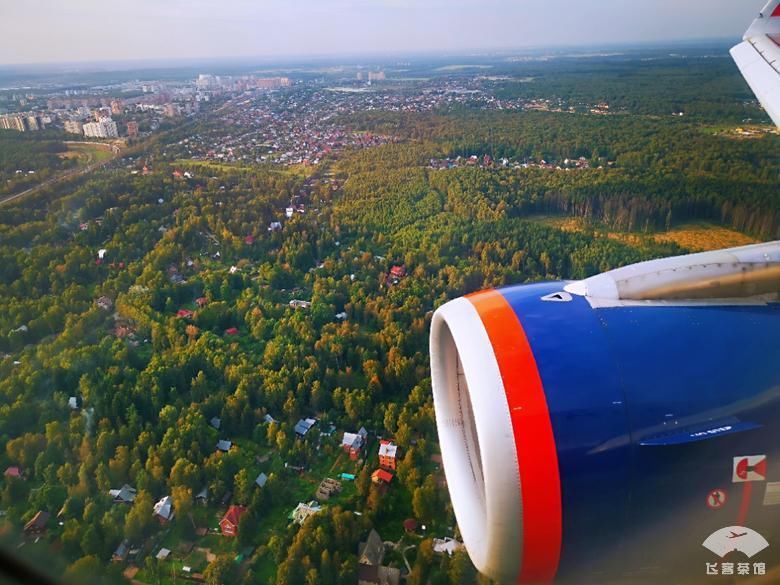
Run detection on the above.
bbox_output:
[345,113,780,238]
[489,56,763,120]
[0,55,778,585]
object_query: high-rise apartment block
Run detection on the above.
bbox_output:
[83,117,119,139]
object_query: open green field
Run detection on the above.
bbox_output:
[62,142,115,166]
[528,214,758,252]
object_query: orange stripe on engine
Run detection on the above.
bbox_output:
[468,289,562,585]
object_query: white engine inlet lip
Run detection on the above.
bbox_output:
[430,297,523,583]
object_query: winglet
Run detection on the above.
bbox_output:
[731,0,780,127]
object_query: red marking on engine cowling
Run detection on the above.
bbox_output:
[468,289,562,585]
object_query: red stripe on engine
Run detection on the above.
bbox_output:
[772,4,780,17]
[468,290,562,585]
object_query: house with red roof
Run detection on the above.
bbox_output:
[225,327,239,336]
[387,265,407,286]
[195,297,208,307]
[389,265,406,279]
[219,505,247,536]
[244,235,255,245]
[378,440,398,470]
[177,309,194,319]
[371,469,394,485]
[4,466,22,479]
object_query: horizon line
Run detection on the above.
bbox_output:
[0,36,741,72]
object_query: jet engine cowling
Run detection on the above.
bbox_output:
[430,242,780,584]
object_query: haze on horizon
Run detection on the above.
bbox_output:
[0,0,763,66]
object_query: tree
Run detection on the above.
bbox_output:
[80,524,103,557]
[64,555,101,584]
[124,490,154,541]
[205,554,237,585]
[356,466,371,498]
[237,509,257,548]
[449,549,477,585]
[171,485,193,525]
[412,475,438,525]
[234,469,253,505]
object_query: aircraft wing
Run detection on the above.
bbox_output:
[731,0,780,126]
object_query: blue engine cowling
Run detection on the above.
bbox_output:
[430,243,780,584]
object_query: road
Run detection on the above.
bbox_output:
[0,142,120,207]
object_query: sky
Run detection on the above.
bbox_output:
[0,0,764,65]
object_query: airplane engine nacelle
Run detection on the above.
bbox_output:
[430,242,780,584]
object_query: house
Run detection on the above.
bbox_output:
[290,501,322,525]
[195,486,208,506]
[389,265,406,279]
[216,440,232,452]
[358,529,384,566]
[294,418,316,437]
[220,505,247,536]
[244,235,255,245]
[224,327,239,336]
[285,207,294,218]
[433,537,464,556]
[68,396,79,410]
[386,265,407,286]
[378,440,398,470]
[263,414,277,424]
[109,484,137,504]
[268,221,282,232]
[358,529,400,585]
[23,511,50,536]
[96,296,113,311]
[210,417,221,430]
[335,311,348,321]
[403,518,418,533]
[176,309,194,319]
[4,466,22,479]
[255,473,268,488]
[341,427,368,460]
[289,299,311,310]
[153,495,174,523]
[315,478,342,501]
[195,297,208,307]
[371,469,394,485]
[112,539,130,563]
[156,548,171,560]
